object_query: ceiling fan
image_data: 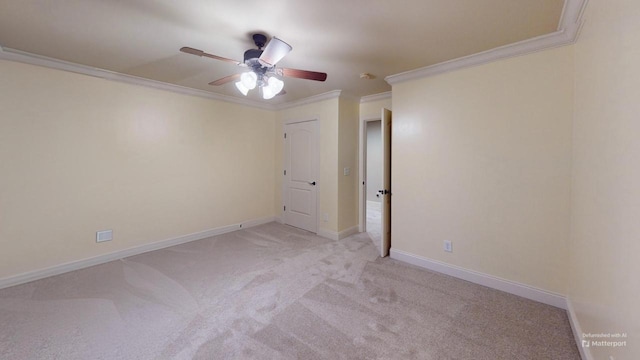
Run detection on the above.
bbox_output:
[180,34,327,99]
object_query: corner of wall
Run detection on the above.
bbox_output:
[337,95,361,232]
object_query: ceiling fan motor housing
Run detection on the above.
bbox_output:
[252,33,267,49]
[243,49,263,63]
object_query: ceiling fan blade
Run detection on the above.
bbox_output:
[259,37,292,66]
[180,47,242,65]
[281,68,327,82]
[208,73,241,86]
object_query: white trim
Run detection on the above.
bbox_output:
[360,92,392,104]
[281,122,287,224]
[339,226,360,240]
[0,46,346,112]
[317,229,338,240]
[0,47,277,111]
[318,226,359,241]
[0,216,276,290]
[276,90,342,110]
[241,216,278,228]
[566,297,592,360]
[559,0,589,33]
[389,248,567,309]
[385,0,587,85]
[283,116,321,125]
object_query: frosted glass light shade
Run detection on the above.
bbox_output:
[258,37,292,67]
[268,76,284,93]
[234,73,284,99]
[262,76,284,99]
[235,81,249,96]
[240,72,257,89]
[262,87,274,99]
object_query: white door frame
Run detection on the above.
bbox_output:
[359,116,382,233]
[380,108,392,257]
[281,118,320,233]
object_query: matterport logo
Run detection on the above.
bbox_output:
[581,332,627,348]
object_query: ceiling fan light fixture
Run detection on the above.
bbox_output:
[235,81,249,96]
[262,86,276,100]
[262,76,284,99]
[268,76,284,93]
[240,71,257,89]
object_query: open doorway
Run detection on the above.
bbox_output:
[365,120,383,252]
[360,109,392,257]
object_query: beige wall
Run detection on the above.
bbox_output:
[391,46,574,294]
[360,97,392,121]
[0,59,276,279]
[275,98,340,233]
[337,96,360,231]
[570,0,640,357]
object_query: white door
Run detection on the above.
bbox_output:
[381,109,392,257]
[284,120,318,233]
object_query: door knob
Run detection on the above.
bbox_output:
[308,181,316,186]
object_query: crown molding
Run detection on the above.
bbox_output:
[274,90,342,110]
[0,46,343,112]
[558,0,589,33]
[339,90,360,103]
[360,91,391,104]
[0,46,278,111]
[1,0,587,109]
[385,0,588,86]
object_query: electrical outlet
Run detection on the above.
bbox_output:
[323,213,329,222]
[96,230,113,243]
[343,167,350,176]
[444,240,453,253]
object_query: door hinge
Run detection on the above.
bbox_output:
[284,169,286,175]
[284,133,287,139]
[284,205,286,211]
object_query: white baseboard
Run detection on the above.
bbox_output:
[0,216,276,290]
[241,216,277,228]
[566,297,591,360]
[389,248,567,309]
[318,228,339,240]
[339,226,360,239]
[318,225,360,241]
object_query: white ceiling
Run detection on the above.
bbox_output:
[0,0,564,104]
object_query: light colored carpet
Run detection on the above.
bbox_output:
[0,222,579,359]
